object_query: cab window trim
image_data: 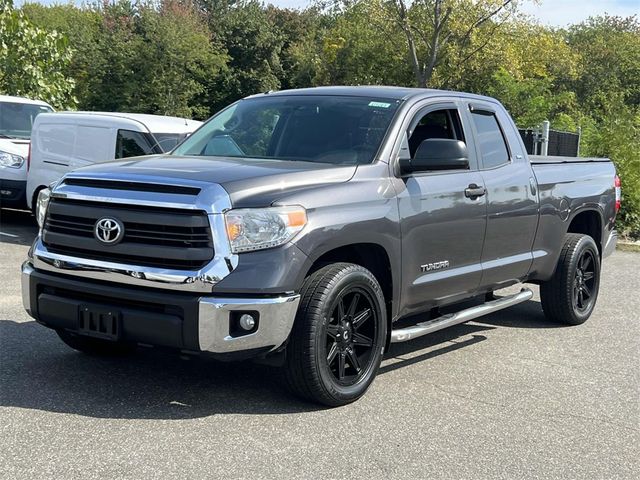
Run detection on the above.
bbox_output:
[467,103,512,170]
[392,100,477,177]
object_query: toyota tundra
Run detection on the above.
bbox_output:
[22,87,620,406]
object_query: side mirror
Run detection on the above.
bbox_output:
[400,138,470,174]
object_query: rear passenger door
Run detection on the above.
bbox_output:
[464,102,539,289]
[395,101,487,317]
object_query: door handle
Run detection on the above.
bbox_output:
[465,184,486,199]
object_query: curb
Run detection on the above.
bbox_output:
[617,241,640,253]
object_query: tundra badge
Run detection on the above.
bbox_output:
[420,260,450,272]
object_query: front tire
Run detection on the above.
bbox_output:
[540,233,601,325]
[283,263,387,407]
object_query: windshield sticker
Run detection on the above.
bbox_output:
[368,101,391,108]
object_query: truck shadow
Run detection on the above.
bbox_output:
[0,208,38,246]
[379,298,560,374]
[472,298,568,329]
[0,301,549,419]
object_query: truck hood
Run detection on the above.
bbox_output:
[67,154,357,207]
[0,138,30,157]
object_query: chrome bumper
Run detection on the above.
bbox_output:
[603,229,618,258]
[21,261,34,317]
[199,295,300,353]
[21,261,300,354]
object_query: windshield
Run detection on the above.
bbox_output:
[173,95,401,165]
[152,132,189,152]
[0,102,53,139]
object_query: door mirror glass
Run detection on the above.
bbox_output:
[401,138,470,173]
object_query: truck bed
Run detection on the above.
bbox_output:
[530,155,611,164]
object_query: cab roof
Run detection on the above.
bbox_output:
[247,85,499,104]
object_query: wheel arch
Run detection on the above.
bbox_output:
[302,242,398,344]
[567,207,604,256]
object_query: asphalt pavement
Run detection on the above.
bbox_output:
[1,208,638,479]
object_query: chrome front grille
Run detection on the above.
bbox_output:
[42,197,214,270]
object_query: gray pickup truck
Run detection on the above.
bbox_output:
[22,87,620,406]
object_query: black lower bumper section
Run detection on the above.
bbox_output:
[27,269,201,351]
[0,179,27,208]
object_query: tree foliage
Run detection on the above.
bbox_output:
[0,0,75,108]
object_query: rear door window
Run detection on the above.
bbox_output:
[115,129,158,159]
[470,111,510,169]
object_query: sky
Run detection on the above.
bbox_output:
[13,0,640,27]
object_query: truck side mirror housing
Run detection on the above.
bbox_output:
[400,138,470,174]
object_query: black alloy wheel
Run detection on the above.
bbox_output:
[324,287,378,386]
[573,248,597,314]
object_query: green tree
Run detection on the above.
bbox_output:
[567,15,640,116]
[265,5,328,89]
[0,0,75,108]
[205,0,284,109]
[478,24,580,127]
[581,107,640,237]
[25,0,226,118]
[319,0,411,86]
[21,2,104,110]
[133,0,227,118]
[328,0,525,88]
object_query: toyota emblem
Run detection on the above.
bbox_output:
[94,217,124,245]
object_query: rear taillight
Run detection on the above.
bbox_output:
[614,175,621,213]
[27,142,31,171]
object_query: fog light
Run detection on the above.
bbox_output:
[239,313,256,331]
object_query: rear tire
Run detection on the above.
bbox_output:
[540,233,601,325]
[283,263,387,407]
[57,330,135,356]
[31,186,45,217]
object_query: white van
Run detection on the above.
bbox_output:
[0,95,54,209]
[27,112,202,209]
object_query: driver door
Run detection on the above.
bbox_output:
[395,102,487,317]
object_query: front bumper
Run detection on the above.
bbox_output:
[22,262,299,357]
[0,179,27,208]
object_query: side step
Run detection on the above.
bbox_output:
[390,288,533,343]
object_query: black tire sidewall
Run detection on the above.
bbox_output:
[568,237,601,323]
[312,267,387,403]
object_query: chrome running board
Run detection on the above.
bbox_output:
[390,288,533,343]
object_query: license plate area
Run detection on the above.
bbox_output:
[78,305,121,340]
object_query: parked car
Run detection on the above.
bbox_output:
[0,95,54,209]
[22,87,620,406]
[26,112,202,210]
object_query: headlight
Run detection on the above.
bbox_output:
[36,188,51,228]
[225,206,307,253]
[0,151,25,168]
